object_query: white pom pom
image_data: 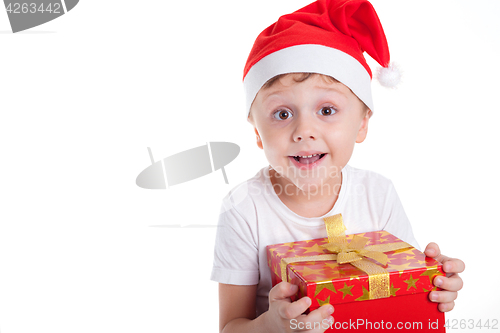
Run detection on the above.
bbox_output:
[376,62,402,88]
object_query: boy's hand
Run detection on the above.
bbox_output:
[424,242,465,312]
[265,281,334,333]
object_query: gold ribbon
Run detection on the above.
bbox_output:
[279,214,412,300]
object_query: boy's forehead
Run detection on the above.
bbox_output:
[259,75,352,100]
[249,73,369,117]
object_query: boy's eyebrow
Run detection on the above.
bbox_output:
[314,85,347,95]
[262,90,288,99]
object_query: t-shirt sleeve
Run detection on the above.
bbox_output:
[210,197,260,285]
[381,181,421,250]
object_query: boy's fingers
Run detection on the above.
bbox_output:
[438,301,456,313]
[424,243,466,274]
[269,282,298,301]
[302,305,335,323]
[278,296,311,320]
[424,242,439,256]
[429,290,458,303]
[424,242,446,262]
[312,304,335,319]
[434,273,463,291]
[292,305,335,332]
[441,258,465,274]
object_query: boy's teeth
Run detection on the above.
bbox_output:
[293,153,324,164]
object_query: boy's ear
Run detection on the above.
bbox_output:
[254,127,264,149]
[356,111,371,143]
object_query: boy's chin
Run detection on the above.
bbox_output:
[289,177,341,195]
[270,166,342,194]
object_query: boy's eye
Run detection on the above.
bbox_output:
[273,109,292,120]
[318,106,336,116]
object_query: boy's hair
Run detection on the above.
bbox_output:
[249,72,371,119]
[262,72,338,89]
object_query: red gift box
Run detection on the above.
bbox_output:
[267,215,446,332]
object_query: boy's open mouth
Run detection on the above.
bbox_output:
[291,153,326,165]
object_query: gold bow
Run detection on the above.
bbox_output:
[279,214,412,299]
[322,214,412,265]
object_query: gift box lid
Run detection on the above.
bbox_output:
[267,230,444,306]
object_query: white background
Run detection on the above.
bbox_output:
[0,0,498,332]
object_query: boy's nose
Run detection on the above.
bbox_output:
[292,122,316,142]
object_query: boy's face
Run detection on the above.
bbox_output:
[248,74,370,192]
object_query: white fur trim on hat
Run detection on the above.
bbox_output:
[243,44,374,116]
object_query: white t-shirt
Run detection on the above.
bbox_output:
[210,164,419,316]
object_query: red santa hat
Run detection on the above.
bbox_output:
[243,0,400,116]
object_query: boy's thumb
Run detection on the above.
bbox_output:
[269,282,298,301]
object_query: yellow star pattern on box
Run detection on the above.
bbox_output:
[315,281,337,297]
[390,283,400,297]
[356,286,370,301]
[404,275,419,291]
[317,295,331,306]
[301,243,327,255]
[339,282,354,299]
[267,229,444,308]
[419,266,439,284]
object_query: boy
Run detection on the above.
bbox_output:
[211,0,465,332]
